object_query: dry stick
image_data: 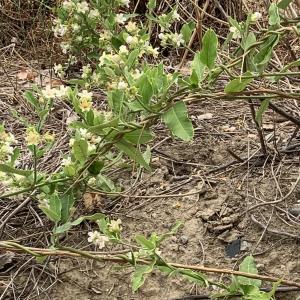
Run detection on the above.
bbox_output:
[248,100,267,154]
[269,101,300,127]
[0,192,34,232]
[242,169,300,215]
[1,242,300,288]
[250,215,300,240]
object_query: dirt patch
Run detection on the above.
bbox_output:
[1,100,296,300]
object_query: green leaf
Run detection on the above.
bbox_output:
[60,193,76,223]
[181,22,195,43]
[132,265,154,292]
[73,139,88,163]
[254,34,279,72]
[278,0,294,9]
[115,140,151,170]
[274,58,300,82]
[88,118,119,135]
[24,91,39,109]
[135,235,155,250]
[243,32,256,50]
[180,269,208,286]
[39,194,62,223]
[190,52,206,85]
[124,129,153,144]
[256,100,270,125]
[88,160,104,175]
[127,49,140,69]
[143,145,151,165]
[9,148,20,166]
[199,29,218,70]
[162,101,194,141]
[147,0,156,10]
[224,73,254,93]
[0,164,32,176]
[137,76,153,105]
[269,3,280,25]
[238,255,261,287]
[54,213,106,234]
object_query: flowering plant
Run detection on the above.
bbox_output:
[1,0,299,297]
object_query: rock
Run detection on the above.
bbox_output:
[179,235,189,245]
[240,240,251,251]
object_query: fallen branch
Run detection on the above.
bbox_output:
[1,241,300,288]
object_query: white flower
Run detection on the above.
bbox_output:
[88,177,96,185]
[79,128,91,139]
[158,32,168,46]
[54,64,63,74]
[171,33,184,46]
[126,35,139,46]
[62,156,72,166]
[88,231,109,249]
[125,21,138,33]
[82,64,92,79]
[99,30,111,41]
[76,36,83,42]
[77,1,89,13]
[115,13,126,24]
[72,23,80,32]
[250,12,262,22]
[119,0,130,7]
[172,11,180,21]
[132,69,142,80]
[60,43,70,54]
[88,143,96,153]
[62,0,73,10]
[119,45,129,55]
[78,90,93,101]
[90,135,102,144]
[108,219,122,233]
[144,43,159,57]
[53,23,67,37]
[117,81,128,90]
[55,85,69,98]
[69,138,75,147]
[66,114,78,125]
[42,86,57,99]
[229,26,241,39]
[89,9,100,19]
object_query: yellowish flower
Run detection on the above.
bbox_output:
[108,219,122,233]
[25,128,40,146]
[125,21,138,33]
[44,131,55,143]
[79,98,92,112]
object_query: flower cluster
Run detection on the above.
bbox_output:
[158,32,184,47]
[0,124,16,163]
[88,231,109,249]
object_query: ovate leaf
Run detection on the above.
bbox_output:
[39,194,62,223]
[162,101,194,141]
[124,129,154,144]
[73,139,88,163]
[60,193,76,223]
[190,51,205,85]
[199,29,218,70]
[115,140,151,170]
[238,255,261,287]
[132,265,154,292]
[278,0,294,9]
[135,235,155,250]
[269,3,280,25]
[224,72,253,93]
[0,164,32,177]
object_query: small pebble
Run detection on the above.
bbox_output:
[179,235,189,245]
